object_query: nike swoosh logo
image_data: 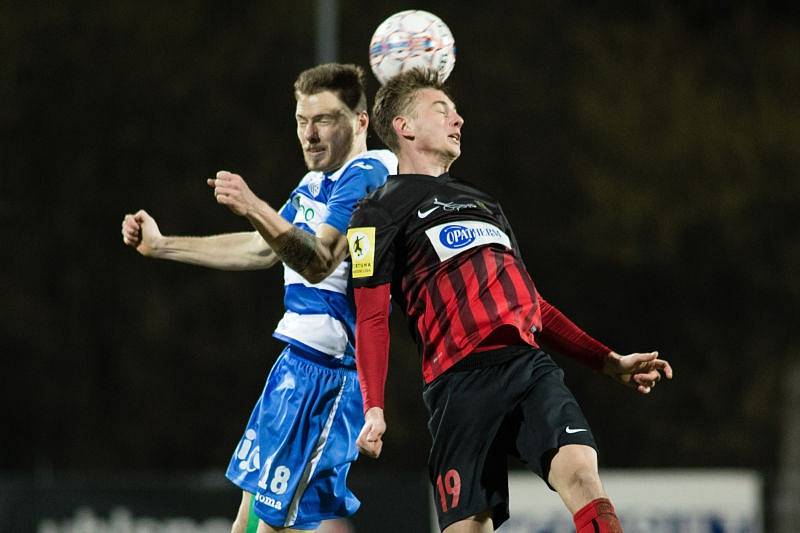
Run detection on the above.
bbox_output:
[565,426,588,434]
[417,206,439,218]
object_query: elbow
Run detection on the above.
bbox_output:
[302,259,334,284]
[304,271,327,284]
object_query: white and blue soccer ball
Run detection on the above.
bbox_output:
[368,10,456,85]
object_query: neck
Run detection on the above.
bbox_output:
[397,150,453,176]
[345,136,369,163]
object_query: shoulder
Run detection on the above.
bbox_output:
[368,174,430,201]
[330,150,398,182]
[449,175,502,206]
[355,149,398,175]
[355,175,431,224]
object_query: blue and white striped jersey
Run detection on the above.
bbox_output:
[273,149,397,366]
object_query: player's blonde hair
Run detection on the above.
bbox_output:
[372,68,450,152]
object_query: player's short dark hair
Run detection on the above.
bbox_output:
[294,63,367,113]
[372,68,450,152]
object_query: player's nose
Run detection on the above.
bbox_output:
[303,122,319,141]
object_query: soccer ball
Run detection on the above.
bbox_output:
[369,10,456,85]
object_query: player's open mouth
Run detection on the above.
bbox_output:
[448,134,460,143]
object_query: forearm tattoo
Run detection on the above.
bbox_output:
[274,226,317,273]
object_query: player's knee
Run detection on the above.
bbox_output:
[230,517,245,533]
[442,509,493,532]
[231,492,253,533]
[548,444,601,492]
[565,464,601,492]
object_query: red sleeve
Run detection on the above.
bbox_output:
[354,283,392,411]
[538,295,611,371]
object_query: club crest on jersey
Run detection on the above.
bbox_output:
[425,221,511,262]
[306,176,322,197]
[347,227,376,278]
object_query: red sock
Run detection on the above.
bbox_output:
[573,498,622,532]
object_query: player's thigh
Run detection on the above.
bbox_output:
[424,363,512,477]
[423,365,518,529]
[252,353,361,528]
[514,364,598,482]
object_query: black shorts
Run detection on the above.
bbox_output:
[422,347,597,531]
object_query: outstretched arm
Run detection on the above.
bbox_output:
[538,296,673,394]
[121,209,278,270]
[209,171,348,283]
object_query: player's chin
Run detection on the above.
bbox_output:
[445,145,461,160]
[304,150,332,171]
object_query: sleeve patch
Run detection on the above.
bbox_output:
[347,227,376,278]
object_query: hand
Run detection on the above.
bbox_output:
[603,351,673,394]
[121,209,163,256]
[356,407,386,459]
[208,171,261,217]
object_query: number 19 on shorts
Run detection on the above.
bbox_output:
[435,469,461,513]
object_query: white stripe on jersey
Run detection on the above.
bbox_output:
[274,312,349,358]
[323,149,398,182]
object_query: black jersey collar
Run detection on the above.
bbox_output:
[395,172,452,181]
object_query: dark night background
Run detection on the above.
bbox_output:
[2,1,798,530]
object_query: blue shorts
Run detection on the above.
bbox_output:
[225,345,364,529]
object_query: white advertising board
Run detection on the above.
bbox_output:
[431,469,762,533]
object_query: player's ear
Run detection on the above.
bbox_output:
[393,115,414,141]
[356,110,369,135]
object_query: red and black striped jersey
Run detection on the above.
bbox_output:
[348,173,610,405]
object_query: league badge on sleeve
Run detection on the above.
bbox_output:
[347,227,376,278]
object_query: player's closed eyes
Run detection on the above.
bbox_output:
[297,114,338,127]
